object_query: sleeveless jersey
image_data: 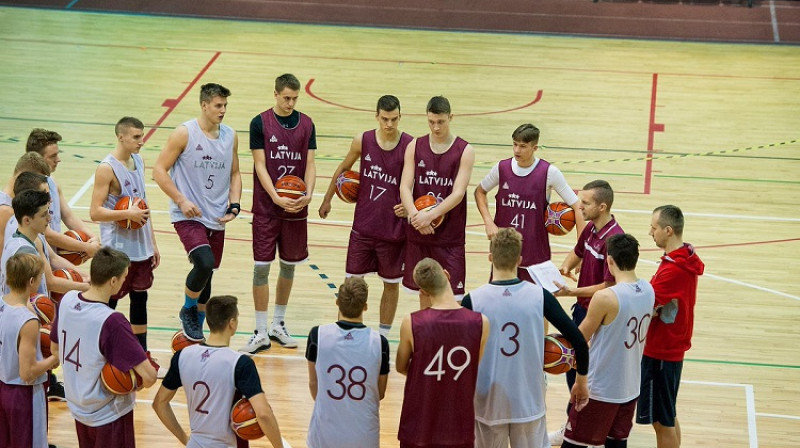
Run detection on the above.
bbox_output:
[494,158,551,267]
[408,135,469,246]
[398,307,483,447]
[178,344,244,448]
[0,298,47,385]
[169,119,234,231]
[308,323,382,448]
[352,130,413,242]
[47,176,62,233]
[588,279,655,403]
[0,191,10,207]
[99,154,154,261]
[252,109,314,220]
[1,232,48,296]
[470,281,546,424]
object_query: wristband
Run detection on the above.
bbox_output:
[226,203,241,216]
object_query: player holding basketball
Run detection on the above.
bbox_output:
[474,124,585,291]
[153,83,242,342]
[318,95,413,336]
[50,247,158,448]
[461,228,589,448]
[89,117,159,353]
[0,253,60,448]
[0,152,51,252]
[396,258,489,448]
[636,205,704,448]
[560,233,654,448]
[306,277,390,448]
[241,73,316,353]
[152,295,284,448]
[399,96,475,307]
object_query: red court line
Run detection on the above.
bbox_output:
[644,73,665,195]
[142,52,221,143]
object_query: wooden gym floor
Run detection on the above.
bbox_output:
[0,6,798,448]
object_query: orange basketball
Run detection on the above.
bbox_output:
[114,196,149,230]
[335,170,360,204]
[414,195,444,229]
[101,362,142,395]
[231,398,264,440]
[56,230,90,265]
[31,294,55,324]
[274,175,306,200]
[40,324,52,358]
[543,334,575,374]
[51,269,84,303]
[545,202,576,236]
[171,331,200,353]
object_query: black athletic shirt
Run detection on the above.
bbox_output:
[250,110,317,150]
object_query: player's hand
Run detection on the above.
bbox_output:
[129,206,150,227]
[410,209,435,230]
[285,195,311,214]
[570,375,590,412]
[178,199,202,219]
[87,235,100,245]
[552,281,574,297]
[394,203,408,218]
[559,266,577,282]
[484,222,499,240]
[218,213,236,223]
[319,200,332,219]
[82,240,101,257]
[151,246,161,270]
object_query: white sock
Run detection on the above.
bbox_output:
[272,305,287,326]
[255,311,268,334]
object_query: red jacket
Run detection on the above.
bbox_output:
[643,243,705,361]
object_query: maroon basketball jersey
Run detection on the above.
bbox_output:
[574,217,624,308]
[352,130,413,242]
[408,135,468,246]
[494,158,551,266]
[252,109,313,219]
[398,307,483,447]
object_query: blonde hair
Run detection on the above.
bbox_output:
[5,253,44,291]
[490,228,522,271]
[413,258,449,296]
[337,277,368,318]
[14,152,51,176]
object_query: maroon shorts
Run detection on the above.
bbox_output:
[564,397,637,446]
[346,231,404,281]
[0,381,47,448]
[174,220,225,269]
[111,258,154,300]
[402,241,466,296]
[252,214,308,263]
[75,410,135,448]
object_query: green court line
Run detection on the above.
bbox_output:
[654,174,800,184]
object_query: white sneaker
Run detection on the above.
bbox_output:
[268,321,298,348]
[548,424,565,446]
[238,330,272,354]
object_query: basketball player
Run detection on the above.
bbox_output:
[0,253,59,448]
[152,295,284,448]
[153,83,242,342]
[0,152,51,252]
[318,95,413,337]
[241,73,316,353]
[50,247,158,448]
[550,179,624,444]
[306,277,390,448]
[399,96,475,307]
[396,258,489,448]
[636,205,704,448]
[25,128,101,259]
[461,228,589,448]
[474,124,585,291]
[89,117,159,353]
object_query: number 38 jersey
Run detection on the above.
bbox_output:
[307,323,382,448]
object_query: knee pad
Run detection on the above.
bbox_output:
[186,246,215,292]
[198,272,214,305]
[129,291,148,325]
[253,263,271,286]
[278,261,295,280]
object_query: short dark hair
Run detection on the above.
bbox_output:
[199,83,231,104]
[511,123,540,144]
[606,233,639,271]
[376,95,400,113]
[12,189,50,222]
[490,228,522,271]
[205,295,239,332]
[426,96,451,115]
[275,74,301,92]
[5,253,44,291]
[115,117,144,136]
[90,247,130,286]
[13,172,48,196]
[653,205,684,236]
[582,179,614,209]
[337,277,368,318]
[25,129,62,154]
[14,152,50,176]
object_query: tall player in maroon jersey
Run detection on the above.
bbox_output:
[318,95,413,337]
[399,96,475,307]
[396,258,489,448]
[240,73,317,354]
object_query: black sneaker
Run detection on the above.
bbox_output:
[47,381,66,402]
[179,305,204,341]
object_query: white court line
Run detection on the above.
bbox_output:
[756,412,800,421]
[770,0,781,43]
[67,174,95,207]
[683,380,758,448]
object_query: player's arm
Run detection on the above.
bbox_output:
[474,163,500,240]
[579,288,616,341]
[378,334,390,399]
[411,144,475,232]
[289,148,316,212]
[395,314,414,376]
[544,291,588,375]
[307,361,318,400]
[0,206,13,253]
[56,183,98,246]
[153,126,201,218]
[38,241,89,293]
[89,164,149,226]
[18,319,59,383]
[399,139,418,219]
[549,165,586,237]
[132,357,157,388]
[152,386,189,446]
[319,134,362,219]
[477,314,490,362]
[219,132,242,224]
[248,393,284,448]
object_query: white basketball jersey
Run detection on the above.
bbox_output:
[0,297,47,385]
[470,281,547,424]
[1,232,48,296]
[178,344,243,448]
[588,279,655,403]
[99,153,154,261]
[169,119,234,231]
[58,291,135,426]
[47,176,61,233]
[307,324,382,448]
